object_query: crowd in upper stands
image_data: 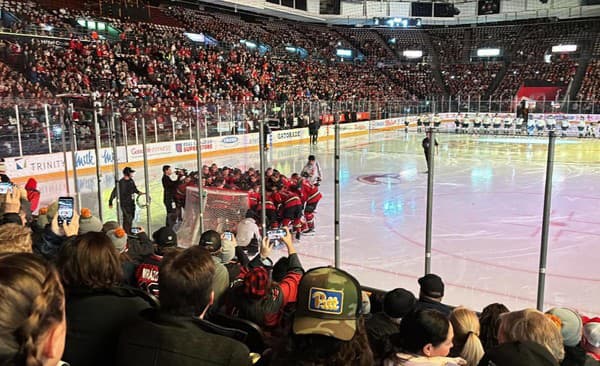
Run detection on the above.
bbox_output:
[0,0,598,113]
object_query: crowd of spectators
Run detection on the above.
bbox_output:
[441,63,502,98]
[1,175,599,366]
[493,61,578,100]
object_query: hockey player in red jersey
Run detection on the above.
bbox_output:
[277,186,304,240]
[299,173,322,233]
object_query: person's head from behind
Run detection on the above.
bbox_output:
[582,322,600,355]
[497,308,565,362]
[286,266,373,365]
[0,253,66,366]
[57,231,123,289]
[199,230,222,255]
[383,288,416,323]
[479,303,509,350]
[545,307,583,348]
[394,309,453,358]
[417,273,444,302]
[449,307,484,365]
[159,246,215,318]
[0,223,32,254]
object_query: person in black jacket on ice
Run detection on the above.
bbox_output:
[109,167,143,234]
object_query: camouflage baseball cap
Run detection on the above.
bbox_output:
[293,266,361,341]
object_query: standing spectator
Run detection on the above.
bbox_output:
[0,223,32,253]
[235,209,261,250]
[109,167,143,234]
[271,266,374,366]
[57,232,155,366]
[582,323,600,361]
[135,226,179,297]
[116,246,252,366]
[0,253,67,366]
[478,340,560,366]
[415,273,453,316]
[161,165,178,228]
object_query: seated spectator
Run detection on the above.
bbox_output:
[479,303,509,351]
[478,340,559,366]
[0,223,32,253]
[386,308,466,365]
[0,253,67,366]
[583,323,600,361]
[57,231,156,366]
[415,273,453,316]
[545,308,599,366]
[135,226,179,297]
[271,266,374,365]
[225,228,303,330]
[116,246,252,366]
[497,309,564,363]
[236,209,261,251]
[367,288,416,363]
[450,307,485,366]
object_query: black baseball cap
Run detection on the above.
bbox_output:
[418,273,445,298]
[123,167,135,175]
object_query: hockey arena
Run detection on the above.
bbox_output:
[1,0,600,365]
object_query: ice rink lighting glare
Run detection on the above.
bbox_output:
[477,48,500,57]
[552,44,577,53]
[403,50,423,59]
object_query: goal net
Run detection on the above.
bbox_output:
[176,186,250,248]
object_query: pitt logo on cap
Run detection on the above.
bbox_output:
[308,287,343,315]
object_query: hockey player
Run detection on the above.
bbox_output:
[301,155,322,185]
[482,115,491,134]
[578,117,586,138]
[492,114,502,134]
[546,115,556,132]
[560,118,570,137]
[473,114,482,135]
[503,116,512,134]
[276,187,303,240]
[299,173,322,233]
[536,118,546,136]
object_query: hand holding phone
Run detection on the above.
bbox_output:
[223,231,234,241]
[0,182,12,194]
[57,197,74,225]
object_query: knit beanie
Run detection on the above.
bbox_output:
[102,220,119,233]
[36,206,50,229]
[78,208,103,234]
[107,227,128,252]
[546,307,583,347]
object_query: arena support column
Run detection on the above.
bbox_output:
[259,103,267,235]
[60,106,70,195]
[140,117,153,234]
[69,106,81,211]
[109,103,121,226]
[425,128,435,274]
[93,98,103,221]
[44,104,52,153]
[537,130,556,311]
[334,102,341,269]
[195,111,205,234]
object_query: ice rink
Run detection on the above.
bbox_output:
[36,129,600,315]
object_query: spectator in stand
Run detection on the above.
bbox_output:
[414,273,453,316]
[496,309,565,363]
[583,323,600,361]
[225,227,303,330]
[57,231,156,366]
[235,209,261,251]
[0,253,67,366]
[135,226,179,297]
[33,206,80,261]
[450,307,485,366]
[478,340,560,366]
[367,288,417,364]
[386,308,466,365]
[24,177,40,214]
[545,308,599,366]
[479,303,509,351]
[116,246,252,366]
[271,266,374,366]
[0,223,32,253]
[198,229,232,304]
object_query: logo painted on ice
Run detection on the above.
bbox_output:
[222,136,239,144]
[357,174,402,185]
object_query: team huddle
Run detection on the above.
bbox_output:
[162,155,323,240]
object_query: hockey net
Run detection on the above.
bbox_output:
[177,186,249,248]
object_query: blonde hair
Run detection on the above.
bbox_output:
[450,307,484,366]
[0,223,32,254]
[498,308,565,361]
[0,253,65,366]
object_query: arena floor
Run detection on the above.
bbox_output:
[39,129,600,315]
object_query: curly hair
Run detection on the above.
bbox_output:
[479,303,509,351]
[271,316,374,366]
[0,253,65,366]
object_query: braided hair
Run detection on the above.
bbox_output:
[0,253,65,366]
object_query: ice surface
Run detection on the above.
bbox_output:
[35,130,600,315]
